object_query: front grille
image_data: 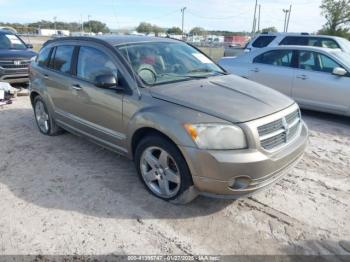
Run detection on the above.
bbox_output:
[258,109,301,150]
[0,60,30,69]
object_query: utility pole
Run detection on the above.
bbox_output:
[286,5,292,32]
[88,15,91,33]
[258,4,261,32]
[283,9,290,32]
[251,0,258,35]
[181,7,187,38]
[53,16,57,33]
[80,15,84,33]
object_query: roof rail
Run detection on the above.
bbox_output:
[301,32,309,35]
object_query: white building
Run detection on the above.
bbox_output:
[37,29,70,36]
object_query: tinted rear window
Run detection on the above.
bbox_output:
[252,36,276,48]
[51,45,74,74]
[280,36,340,49]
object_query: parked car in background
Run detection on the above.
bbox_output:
[0,29,37,85]
[219,46,350,116]
[29,36,308,203]
[244,32,350,53]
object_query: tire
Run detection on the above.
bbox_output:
[135,135,198,204]
[33,96,64,136]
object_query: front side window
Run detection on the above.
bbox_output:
[252,36,276,48]
[52,45,74,74]
[37,47,51,68]
[116,41,224,85]
[254,50,293,67]
[318,53,341,73]
[298,51,342,73]
[77,46,118,83]
[0,33,27,50]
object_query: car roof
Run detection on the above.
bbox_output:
[256,32,341,39]
[0,29,15,34]
[259,45,341,53]
[45,35,181,47]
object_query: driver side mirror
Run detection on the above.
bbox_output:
[26,43,33,49]
[95,74,123,91]
[332,67,347,77]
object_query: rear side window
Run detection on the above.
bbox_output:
[37,47,51,68]
[280,36,308,46]
[51,45,75,74]
[280,36,340,49]
[252,36,276,48]
[254,50,293,67]
[76,46,118,83]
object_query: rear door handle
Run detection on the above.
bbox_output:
[250,68,260,73]
[44,74,49,79]
[296,75,308,80]
[72,84,82,91]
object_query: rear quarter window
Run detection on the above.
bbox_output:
[252,36,276,48]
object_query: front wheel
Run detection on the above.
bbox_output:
[135,135,198,204]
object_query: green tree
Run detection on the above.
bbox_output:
[152,25,165,36]
[319,0,350,37]
[136,22,153,34]
[189,27,206,36]
[83,20,109,33]
[166,27,182,35]
[261,26,278,33]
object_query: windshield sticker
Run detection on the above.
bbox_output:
[192,53,213,64]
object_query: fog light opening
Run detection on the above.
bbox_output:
[230,177,252,190]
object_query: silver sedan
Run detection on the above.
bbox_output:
[219,46,350,116]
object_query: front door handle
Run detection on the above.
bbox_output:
[72,84,82,91]
[296,75,308,80]
[250,68,260,73]
[44,74,49,79]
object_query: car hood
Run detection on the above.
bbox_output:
[150,74,295,123]
[0,49,37,60]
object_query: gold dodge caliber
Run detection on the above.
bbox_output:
[29,36,308,203]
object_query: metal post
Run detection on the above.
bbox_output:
[258,4,261,32]
[283,9,289,32]
[251,0,258,35]
[286,5,292,32]
[181,7,187,38]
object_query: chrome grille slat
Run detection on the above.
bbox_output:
[258,109,301,150]
[0,60,30,69]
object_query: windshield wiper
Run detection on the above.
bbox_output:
[187,68,228,75]
[159,73,208,79]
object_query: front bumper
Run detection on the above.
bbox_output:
[0,68,29,84]
[179,121,308,198]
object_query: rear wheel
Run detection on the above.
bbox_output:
[33,96,63,136]
[135,135,198,204]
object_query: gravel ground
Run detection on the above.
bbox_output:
[0,96,349,256]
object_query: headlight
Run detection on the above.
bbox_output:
[184,123,247,150]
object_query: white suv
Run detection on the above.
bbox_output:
[245,32,350,53]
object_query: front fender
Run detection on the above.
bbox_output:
[125,102,230,159]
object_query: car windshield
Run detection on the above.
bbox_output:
[332,51,350,67]
[116,41,225,86]
[0,33,27,50]
[337,37,350,53]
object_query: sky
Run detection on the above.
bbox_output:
[0,0,325,33]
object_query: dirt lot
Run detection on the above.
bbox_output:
[0,96,349,256]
